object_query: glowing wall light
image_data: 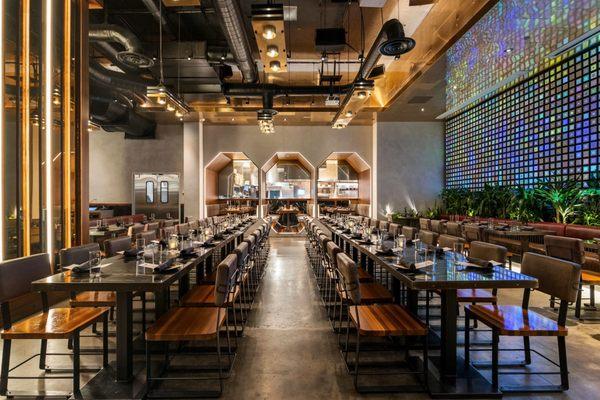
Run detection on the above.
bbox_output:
[44,0,53,260]
[0,0,4,261]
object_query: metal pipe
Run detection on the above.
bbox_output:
[213,0,258,83]
[139,0,175,37]
[89,24,154,68]
[223,83,352,97]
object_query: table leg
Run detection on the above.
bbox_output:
[154,288,170,320]
[178,271,190,299]
[115,292,133,382]
[440,289,458,376]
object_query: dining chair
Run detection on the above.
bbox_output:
[388,223,400,236]
[0,254,109,398]
[419,230,439,248]
[145,256,234,398]
[176,223,190,236]
[369,219,378,229]
[104,236,133,257]
[437,234,466,250]
[464,252,580,393]
[431,220,445,234]
[145,222,160,234]
[137,230,157,243]
[337,252,428,393]
[446,222,462,238]
[379,221,389,231]
[463,224,483,243]
[544,235,598,319]
[402,226,418,241]
[127,223,145,237]
[419,218,431,231]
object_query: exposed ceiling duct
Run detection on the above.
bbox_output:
[213,0,259,83]
[222,82,353,98]
[140,0,175,38]
[89,24,154,69]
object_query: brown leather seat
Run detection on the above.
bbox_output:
[438,234,465,249]
[419,218,431,231]
[137,230,157,242]
[446,222,462,237]
[181,254,240,306]
[457,242,507,303]
[402,226,417,241]
[104,236,132,257]
[388,223,400,236]
[419,230,439,247]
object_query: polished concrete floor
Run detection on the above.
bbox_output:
[2,236,600,399]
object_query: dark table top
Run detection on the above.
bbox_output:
[320,218,539,291]
[33,219,260,293]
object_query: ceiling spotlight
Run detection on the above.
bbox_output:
[262,25,277,40]
[357,91,367,99]
[420,108,425,112]
[166,103,175,112]
[270,60,281,72]
[175,110,183,118]
[345,111,353,117]
[320,52,327,62]
[231,117,235,121]
[266,45,279,58]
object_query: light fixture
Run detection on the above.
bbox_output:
[320,52,327,62]
[345,111,353,117]
[266,45,279,58]
[357,91,367,99]
[175,110,183,118]
[262,24,277,40]
[166,103,175,112]
[52,88,60,105]
[505,47,513,54]
[420,107,425,112]
[258,108,277,135]
[270,60,281,72]
[44,0,53,262]
[0,0,4,260]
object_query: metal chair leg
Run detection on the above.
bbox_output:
[103,314,109,368]
[492,331,499,392]
[0,340,11,395]
[72,331,81,394]
[558,336,569,390]
[464,309,471,366]
[38,339,47,370]
[353,326,361,391]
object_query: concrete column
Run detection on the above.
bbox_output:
[183,119,204,219]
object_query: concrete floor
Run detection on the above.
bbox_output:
[2,236,600,399]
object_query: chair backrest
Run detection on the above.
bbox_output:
[419,230,438,247]
[161,226,177,239]
[145,222,160,233]
[369,219,378,228]
[326,241,342,268]
[0,254,52,304]
[438,234,465,249]
[162,219,176,227]
[419,218,431,230]
[59,243,100,267]
[233,242,249,268]
[337,252,360,304]
[470,241,507,264]
[379,221,389,231]
[388,223,399,236]
[137,230,157,242]
[319,234,331,253]
[431,220,445,234]
[188,220,199,230]
[104,236,132,256]
[402,226,418,240]
[244,234,256,250]
[446,222,462,237]
[127,224,145,237]
[463,224,482,242]
[177,223,190,236]
[214,254,237,306]
[544,235,585,265]
[521,252,581,303]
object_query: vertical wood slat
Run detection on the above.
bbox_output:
[20,0,30,255]
[62,0,71,248]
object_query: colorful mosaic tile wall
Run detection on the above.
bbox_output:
[446,0,599,109]
[445,44,599,189]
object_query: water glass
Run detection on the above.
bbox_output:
[89,250,102,278]
[453,242,464,255]
[136,258,146,275]
[136,238,146,251]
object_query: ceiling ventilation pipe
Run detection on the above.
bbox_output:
[89,24,154,68]
[213,0,259,83]
[222,82,353,97]
[140,0,175,38]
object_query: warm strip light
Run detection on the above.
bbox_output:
[0,0,4,261]
[44,0,53,260]
[21,0,31,255]
[62,0,71,248]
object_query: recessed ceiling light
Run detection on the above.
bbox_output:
[231,117,235,121]
[420,108,425,112]
[357,91,367,99]
[262,25,277,40]
[270,60,281,72]
[505,47,513,53]
[266,45,279,58]
[345,111,353,117]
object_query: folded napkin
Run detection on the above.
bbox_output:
[200,238,215,248]
[396,259,432,272]
[458,256,502,270]
[358,239,373,245]
[70,261,91,273]
[521,226,534,231]
[179,247,197,258]
[342,229,351,234]
[124,248,142,258]
[97,226,109,232]
[376,249,395,256]
[150,258,176,274]
[213,234,224,240]
[351,233,362,239]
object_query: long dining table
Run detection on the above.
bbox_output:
[317,217,539,398]
[31,218,261,399]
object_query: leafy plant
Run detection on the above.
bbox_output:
[441,188,470,215]
[535,180,585,224]
[423,201,442,219]
[508,186,542,223]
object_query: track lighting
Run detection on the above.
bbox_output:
[262,25,277,40]
[266,45,279,58]
[270,60,281,72]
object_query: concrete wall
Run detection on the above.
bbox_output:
[183,121,201,219]
[202,125,372,170]
[89,124,183,203]
[376,121,444,218]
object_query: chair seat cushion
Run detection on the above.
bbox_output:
[349,304,427,336]
[465,304,567,336]
[357,267,373,282]
[527,242,545,253]
[181,284,240,306]
[1,307,109,339]
[338,282,393,304]
[457,288,497,303]
[145,307,226,342]
[70,291,116,307]
[582,269,600,283]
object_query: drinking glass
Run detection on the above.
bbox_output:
[136,238,146,251]
[453,242,464,255]
[136,258,146,276]
[144,248,155,266]
[89,250,102,278]
[150,213,156,221]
